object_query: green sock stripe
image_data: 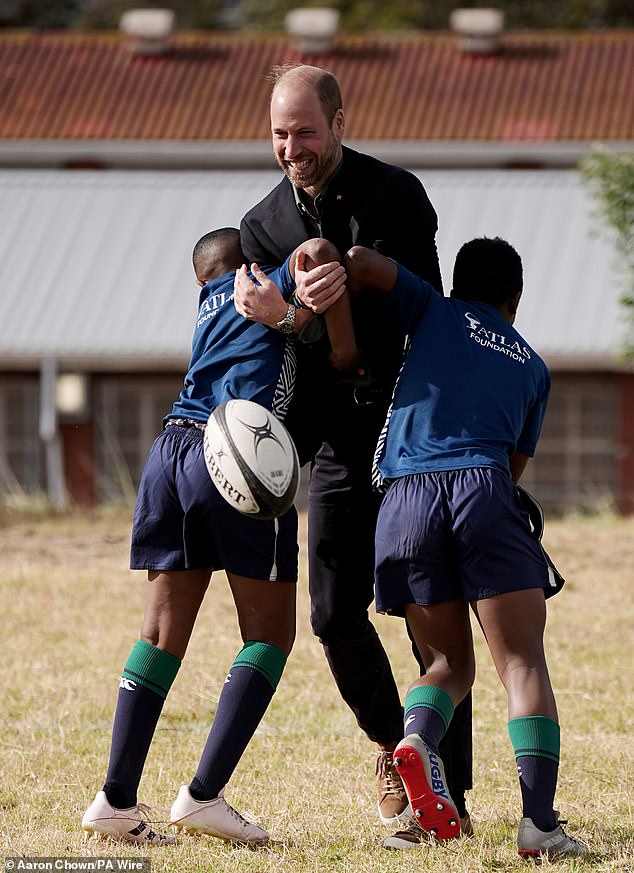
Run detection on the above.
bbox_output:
[233,641,287,690]
[404,685,454,731]
[122,640,181,700]
[508,716,560,763]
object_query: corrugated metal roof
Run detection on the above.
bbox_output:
[0,168,626,369]
[0,30,633,142]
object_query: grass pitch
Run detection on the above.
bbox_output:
[0,505,632,872]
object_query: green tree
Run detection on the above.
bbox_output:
[0,0,81,27]
[3,0,633,29]
[239,0,634,30]
[77,0,220,30]
[581,149,634,360]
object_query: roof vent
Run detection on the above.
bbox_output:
[285,7,340,54]
[120,8,175,56]
[449,8,504,54]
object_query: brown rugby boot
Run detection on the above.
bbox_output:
[384,816,430,849]
[460,811,474,838]
[384,812,475,850]
[375,748,412,825]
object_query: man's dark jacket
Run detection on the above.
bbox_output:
[241,145,443,292]
[240,145,443,461]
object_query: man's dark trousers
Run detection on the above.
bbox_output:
[306,384,473,803]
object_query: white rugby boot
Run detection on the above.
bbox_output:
[82,790,176,845]
[170,784,269,845]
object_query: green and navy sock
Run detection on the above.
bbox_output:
[404,685,454,754]
[190,641,287,801]
[104,640,181,809]
[508,716,560,832]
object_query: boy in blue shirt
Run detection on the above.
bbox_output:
[342,237,587,859]
[82,229,354,847]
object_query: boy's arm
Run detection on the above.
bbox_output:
[293,250,361,373]
[342,246,399,297]
[322,289,362,373]
[509,451,530,482]
[233,262,361,371]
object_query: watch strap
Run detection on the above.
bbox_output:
[275,303,296,334]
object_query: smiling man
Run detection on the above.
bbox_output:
[271,66,344,202]
[239,64,474,833]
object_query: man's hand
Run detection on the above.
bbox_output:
[233,264,288,328]
[294,251,347,313]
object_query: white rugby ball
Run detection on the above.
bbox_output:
[203,399,299,519]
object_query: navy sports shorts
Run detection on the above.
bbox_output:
[374,467,558,615]
[130,425,298,581]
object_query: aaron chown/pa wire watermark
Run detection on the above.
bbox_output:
[5,861,150,872]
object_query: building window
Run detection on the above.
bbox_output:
[521,376,618,514]
[95,376,183,502]
[0,378,43,499]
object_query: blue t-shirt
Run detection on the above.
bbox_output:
[167,260,296,425]
[376,264,551,480]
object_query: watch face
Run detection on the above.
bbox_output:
[277,306,295,334]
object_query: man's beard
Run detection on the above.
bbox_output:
[278,132,340,191]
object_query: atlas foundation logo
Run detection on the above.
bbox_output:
[464,311,531,363]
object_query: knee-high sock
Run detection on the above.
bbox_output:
[104,640,181,809]
[439,693,472,815]
[405,619,473,806]
[404,685,454,754]
[189,641,287,801]
[508,716,560,832]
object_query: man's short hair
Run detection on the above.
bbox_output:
[452,237,523,306]
[269,64,343,124]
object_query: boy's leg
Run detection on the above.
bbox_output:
[472,590,586,858]
[471,588,559,828]
[404,621,473,821]
[387,599,473,843]
[170,573,295,843]
[83,569,209,844]
[471,589,556,720]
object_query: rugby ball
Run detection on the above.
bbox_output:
[203,399,299,519]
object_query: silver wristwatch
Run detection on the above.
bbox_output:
[275,304,296,335]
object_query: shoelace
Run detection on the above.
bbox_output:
[225,801,255,831]
[557,823,585,848]
[376,752,401,794]
[128,802,170,830]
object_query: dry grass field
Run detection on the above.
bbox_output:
[1,504,633,872]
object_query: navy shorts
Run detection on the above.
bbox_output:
[130,425,298,581]
[374,468,558,615]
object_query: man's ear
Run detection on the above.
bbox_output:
[333,108,345,137]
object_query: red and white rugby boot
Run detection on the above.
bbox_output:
[392,734,460,841]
